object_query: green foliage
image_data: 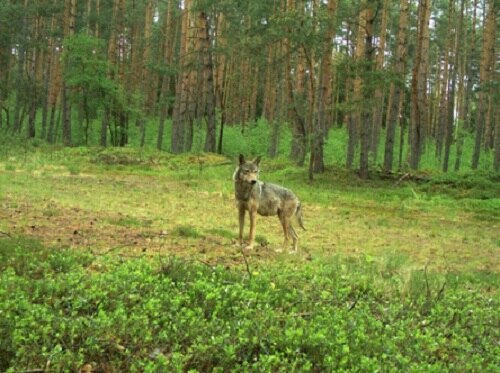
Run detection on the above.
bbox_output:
[221,119,292,159]
[62,33,117,116]
[421,171,500,199]
[1,237,498,372]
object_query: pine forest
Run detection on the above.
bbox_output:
[0,0,499,176]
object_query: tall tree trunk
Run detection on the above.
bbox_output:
[263,45,277,125]
[455,0,477,171]
[47,41,61,144]
[157,0,177,151]
[100,109,108,147]
[143,1,155,112]
[201,12,217,153]
[442,0,460,172]
[493,104,500,171]
[310,0,337,174]
[345,28,356,170]
[41,9,57,141]
[349,1,374,178]
[289,6,307,165]
[435,0,454,161]
[0,0,12,129]
[398,92,406,170]
[269,73,283,159]
[61,85,72,145]
[13,22,27,134]
[359,2,375,179]
[409,0,431,170]
[138,0,155,148]
[370,0,389,162]
[116,0,127,147]
[47,98,58,143]
[101,0,122,147]
[172,0,191,153]
[61,0,76,146]
[183,4,200,152]
[383,0,409,172]
[471,0,497,169]
[214,12,226,153]
[27,13,42,139]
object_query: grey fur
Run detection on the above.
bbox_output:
[234,154,305,251]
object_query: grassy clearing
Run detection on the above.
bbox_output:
[0,147,499,371]
[1,147,498,270]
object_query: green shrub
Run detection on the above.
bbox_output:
[1,240,498,372]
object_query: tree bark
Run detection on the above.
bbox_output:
[201,12,217,153]
[383,0,408,172]
[359,2,375,179]
[61,0,77,146]
[455,0,476,171]
[157,0,177,151]
[494,105,500,171]
[311,0,337,174]
[435,0,454,162]
[41,9,57,140]
[409,0,431,170]
[370,0,389,162]
[442,0,460,172]
[289,15,307,165]
[471,0,497,169]
[171,0,192,153]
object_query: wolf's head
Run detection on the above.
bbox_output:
[234,154,261,185]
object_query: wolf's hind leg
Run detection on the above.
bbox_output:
[289,224,298,252]
[277,210,290,252]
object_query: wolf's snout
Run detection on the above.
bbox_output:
[251,180,257,185]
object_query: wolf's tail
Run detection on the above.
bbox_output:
[295,202,306,230]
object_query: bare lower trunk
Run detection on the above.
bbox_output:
[493,107,500,171]
[202,12,217,153]
[100,109,108,147]
[471,0,496,169]
[61,84,72,146]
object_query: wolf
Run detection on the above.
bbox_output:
[233,154,305,252]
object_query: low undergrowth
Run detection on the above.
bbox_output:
[1,148,498,371]
[1,237,498,372]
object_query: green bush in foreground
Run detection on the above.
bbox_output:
[0,238,498,372]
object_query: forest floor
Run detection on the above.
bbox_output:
[1,148,499,274]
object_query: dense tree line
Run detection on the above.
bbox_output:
[0,0,498,175]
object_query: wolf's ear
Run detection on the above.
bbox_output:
[254,156,261,166]
[239,154,245,165]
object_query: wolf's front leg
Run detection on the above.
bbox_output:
[238,206,245,247]
[246,208,257,249]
